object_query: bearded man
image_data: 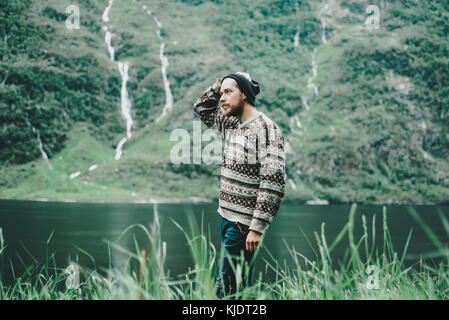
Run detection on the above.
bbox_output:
[193,72,286,298]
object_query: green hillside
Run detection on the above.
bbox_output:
[1,0,448,204]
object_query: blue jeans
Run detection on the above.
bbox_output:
[215,217,255,298]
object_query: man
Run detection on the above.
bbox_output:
[193,72,286,297]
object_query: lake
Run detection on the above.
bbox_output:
[0,199,448,286]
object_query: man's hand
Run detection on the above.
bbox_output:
[246,230,262,252]
[212,78,223,93]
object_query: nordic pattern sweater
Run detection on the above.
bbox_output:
[193,79,286,234]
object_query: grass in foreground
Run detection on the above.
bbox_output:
[0,204,448,300]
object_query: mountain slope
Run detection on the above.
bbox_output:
[1,0,448,204]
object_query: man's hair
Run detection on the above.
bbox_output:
[222,72,260,106]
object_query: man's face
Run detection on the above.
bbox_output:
[220,78,245,117]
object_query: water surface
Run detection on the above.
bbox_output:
[0,200,448,285]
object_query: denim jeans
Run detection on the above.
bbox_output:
[215,217,255,298]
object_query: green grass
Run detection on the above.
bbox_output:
[1,204,448,300]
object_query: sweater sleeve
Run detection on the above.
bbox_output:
[193,79,239,138]
[249,124,286,234]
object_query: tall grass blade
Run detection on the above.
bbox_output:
[328,223,348,252]
[408,207,443,249]
[400,228,413,266]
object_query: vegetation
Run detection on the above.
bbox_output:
[1,0,449,204]
[0,204,448,300]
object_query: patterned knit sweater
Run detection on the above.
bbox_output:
[193,79,286,234]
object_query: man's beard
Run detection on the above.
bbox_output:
[227,100,244,117]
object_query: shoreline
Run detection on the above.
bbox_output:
[0,196,214,205]
[0,197,442,206]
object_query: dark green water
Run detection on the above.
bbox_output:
[0,200,448,285]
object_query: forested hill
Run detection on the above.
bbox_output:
[1,0,448,204]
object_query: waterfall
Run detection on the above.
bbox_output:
[155,42,174,123]
[102,0,134,160]
[25,117,53,169]
[294,2,300,49]
[154,18,163,30]
[286,173,297,190]
[1,69,8,86]
[301,95,310,110]
[1,34,7,85]
[103,0,115,61]
[292,115,302,129]
[114,137,127,160]
[114,62,134,160]
[114,61,134,160]
[290,115,303,136]
[307,48,319,97]
[105,29,115,62]
[321,19,327,44]
[319,3,329,44]
[117,62,133,139]
[294,26,300,49]
[289,179,297,190]
[292,1,329,139]
[2,33,8,85]
[143,8,174,123]
[305,2,329,99]
[102,0,114,23]
[285,141,292,154]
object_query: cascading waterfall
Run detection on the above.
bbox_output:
[102,0,113,23]
[102,0,134,160]
[114,67,133,161]
[289,178,297,190]
[1,70,8,86]
[294,2,300,49]
[289,115,303,137]
[294,25,300,49]
[307,48,319,97]
[114,62,134,160]
[103,0,115,61]
[114,138,127,160]
[142,6,174,124]
[293,1,309,137]
[117,61,133,140]
[290,115,303,131]
[284,143,297,190]
[104,30,115,62]
[25,117,53,169]
[319,3,329,44]
[155,42,174,123]
[306,2,329,99]
[289,2,329,155]
[321,19,327,44]
[1,34,7,85]
[301,95,310,110]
